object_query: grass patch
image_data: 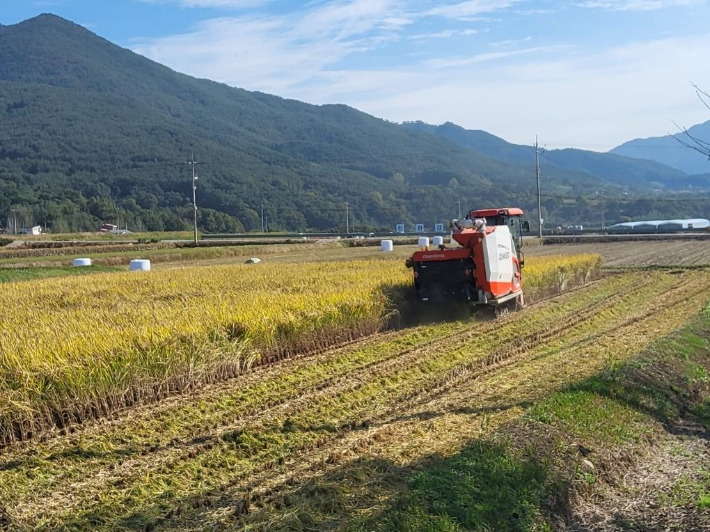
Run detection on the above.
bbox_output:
[529,390,649,446]
[0,266,120,283]
[374,441,550,532]
[361,300,710,531]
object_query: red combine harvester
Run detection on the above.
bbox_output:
[406,208,530,310]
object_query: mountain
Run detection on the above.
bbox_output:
[402,122,537,165]
[0,14,708,233]
[0,14,608,233]
[402,122,697,190]
[611,121,710,175]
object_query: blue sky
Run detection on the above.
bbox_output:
[3,0,710,150]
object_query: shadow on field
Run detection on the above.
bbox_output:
[120,439,552,532]
[117,312,710,532]
[564,325,710,441]
[383,282,493,331]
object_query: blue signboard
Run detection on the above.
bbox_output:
[434,223,444,232]
[415,224,424,233]
[395,224,405,233]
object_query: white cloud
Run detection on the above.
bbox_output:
[133,0,411,94]
[578,0,698,11]
[489,36,532,47]
[408,28,478,40]
[346,34,710,150]
[424,44,569,69]
[425,0,523,18]
[131,1,710,150]
[140,0,272,7]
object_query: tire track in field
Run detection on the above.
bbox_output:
[46,276,680,531]
[2,275,621,464]
[1,278,622,522]
[179,275,710,531]
[4,275,608,455]
[9,277,644,526]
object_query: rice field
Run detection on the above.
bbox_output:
[0,267,708,531]
[0,254,599,446]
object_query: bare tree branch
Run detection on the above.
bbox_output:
[670,85,710,160]
[670,132,708,157]
[691,82,710,112]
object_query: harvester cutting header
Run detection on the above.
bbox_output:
[406,208,530,311]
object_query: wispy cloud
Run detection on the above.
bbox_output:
[350,33,710,149]
[578,0,699,11]
[130,0,710,149]
[424,44,568,69]
[133,0,412,94]
[489,35,532,47]
[408,28,478,40]
[424,0,523,19]
[139,0,272,8]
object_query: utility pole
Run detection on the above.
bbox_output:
[601,193,605,230]
[458,196,462,219]
[595,191,605,231]
[535,136,543,238]
[261,203,265,233]
[187,152,199,245]
[344,202,349,234]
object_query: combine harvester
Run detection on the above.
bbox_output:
[406,208,530,313]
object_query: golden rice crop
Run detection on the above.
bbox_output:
[524,253,601,298]
[0,254,599,445]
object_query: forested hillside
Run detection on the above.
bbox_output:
[1,14,708,233]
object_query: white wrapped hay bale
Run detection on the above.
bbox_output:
[381,240,394,252]
[129,259,151,272]
[73,258,92,267]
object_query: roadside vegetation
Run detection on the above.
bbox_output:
[0,265,119,283]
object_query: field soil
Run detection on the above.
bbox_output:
[568,429,710,531]
[1,269,709,531]
[527,239,710,267]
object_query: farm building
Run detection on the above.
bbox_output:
[608,218,710,234]
[97,223,118,233]
[21,226,42,236]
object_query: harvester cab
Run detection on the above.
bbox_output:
[406,208,529,310]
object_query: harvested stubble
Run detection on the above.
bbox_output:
[0,254,599,446]
[1,271,706,532]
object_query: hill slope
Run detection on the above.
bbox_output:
[611,121,710,175]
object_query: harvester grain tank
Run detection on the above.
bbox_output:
[406,208,529,310]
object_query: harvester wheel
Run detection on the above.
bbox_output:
[495,294,524,318]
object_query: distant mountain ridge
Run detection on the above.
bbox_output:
[611,120,710,175]
[402,122,702,190]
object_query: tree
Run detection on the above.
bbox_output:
[672,83,710,160]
